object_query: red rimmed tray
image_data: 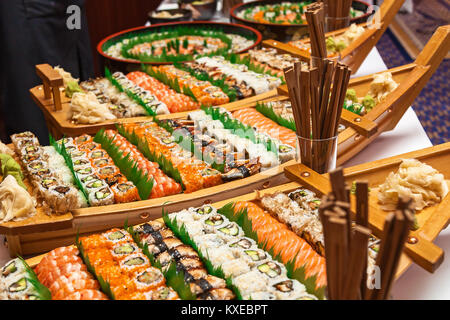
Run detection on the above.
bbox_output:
[96,20,263,72]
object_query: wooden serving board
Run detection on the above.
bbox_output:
[263,0,404,74]
[284,142,450,276]
[0,152,73,237]
[30,64,278,139]
[3,158,293,257]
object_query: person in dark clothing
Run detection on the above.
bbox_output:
[0,0,94,144]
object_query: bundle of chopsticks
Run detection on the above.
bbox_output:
[322,0,353,31]
[319,168,414,300]
[284,2,352,173]
[283,59,351,173]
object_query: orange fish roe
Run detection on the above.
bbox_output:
[78,229,178,300]
[121,122,222,193]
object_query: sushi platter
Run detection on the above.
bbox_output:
[30,53,285,138]
[97,21,262,69]
[2,141,446,300]
[263,0,403,74]
[0,115,297,256]
[230,0,372,42]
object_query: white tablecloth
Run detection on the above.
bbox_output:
[1,22,446,299]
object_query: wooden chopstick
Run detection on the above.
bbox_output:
[343,225,371,299]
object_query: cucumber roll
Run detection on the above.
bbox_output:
[256,261,287,279]
[151,286,179,300]
[111,241,139,260]
[88,186,114,206]
[132,267,165,291]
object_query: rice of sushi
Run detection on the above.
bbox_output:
[221,258,251,278]
[233,248,270,268]
[246,291,276,300]
[203,246,235,266]
[194,234,227,255]
[233,269,269,297]
[269,278,308,300]
[200,214,229,234]
[182,220,205,238]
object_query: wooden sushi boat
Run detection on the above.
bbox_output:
[29,65,279,139]
[263,0,404,74]
[23,141,450,289]
[274,24,450,165]
[215,141,450,276]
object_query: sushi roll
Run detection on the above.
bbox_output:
[269,278,308,300]
[88,186,114,206]
[232,269,269,297]
[277,144,296,163]
[95,165,120,181]
[119,253,150,274]
[228,237,257,250]
[215,222,244,242]
[110,182,140,203]
[189,275,227,295]
[151,286,179,300]
[201,214,229,234]
[46,185,79,213]
[74,165,95,178]
[237,248,270,268]
[102,228,134,247]
[73,134,92,145]
[255,261,287,279]
[110,241,139,261]
[221,258,251,278]
[84,178,108,193]
[132,267,165,291]
[91,158,113,168]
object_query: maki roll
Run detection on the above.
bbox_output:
[92,158,113,168]
[73,134,92,145]
[111,242,139,260]
[151,286,179,300]
[119,253,150,273]
[84,178,108,193]
[102,228,134,248]
[132,267,165,291]
[189,275,227,295]
[238,248,269,268]
[1,258,50,300]
[269,279,309,300]
[110,181,140,203]
[256,261,287,279]
[88,187,114,206]
[202,214,228,233]
[95,165,120,180]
